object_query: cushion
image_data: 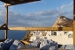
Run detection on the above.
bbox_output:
[10,40,24,50]
[61,44,75,50]
[28,41,40,48]
[1,38,14,50]
[40,39,58,50]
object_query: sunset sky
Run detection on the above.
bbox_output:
[0,0,73,27]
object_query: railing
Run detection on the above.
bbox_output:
[8,27,73,31]
[0,27,73,42]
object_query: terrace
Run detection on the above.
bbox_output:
[0,0,75,50]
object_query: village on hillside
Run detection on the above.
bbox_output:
[23,16,73,45]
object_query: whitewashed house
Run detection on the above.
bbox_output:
[29,16,73,44]
[29,31,43,41]
[29,30,73,44]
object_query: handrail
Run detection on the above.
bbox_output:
[0,27,73,31]
[8,27,73,31]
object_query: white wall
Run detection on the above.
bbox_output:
[46,31,51,36]
[56,31,65,35]
[46,35,73,45]
[30,31,73,45]
[29,36,36,41]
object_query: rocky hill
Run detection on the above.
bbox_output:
[52,16,73,27]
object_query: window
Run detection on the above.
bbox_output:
[44,37,47,39]
[51,31,57,36]
[68,34,73,38]
[64,32,67,35]
[54,32,57,36]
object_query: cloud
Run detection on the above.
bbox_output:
[60,1,73,11]
[0,1,73,27]
[59,1,73,19]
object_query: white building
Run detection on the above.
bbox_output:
[45,31,73,45]
[29,31,73,45]
[29,31,43,41]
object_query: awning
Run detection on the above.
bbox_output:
[0,0,40,6]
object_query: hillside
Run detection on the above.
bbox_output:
[52,16,73,27]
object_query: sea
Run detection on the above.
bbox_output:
[0,30,28,40]
[0,30,28,46]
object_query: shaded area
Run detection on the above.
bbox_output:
[0,0,40,5]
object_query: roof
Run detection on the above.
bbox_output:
[0,0,40,5]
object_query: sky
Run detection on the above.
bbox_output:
[0,0,73,27]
